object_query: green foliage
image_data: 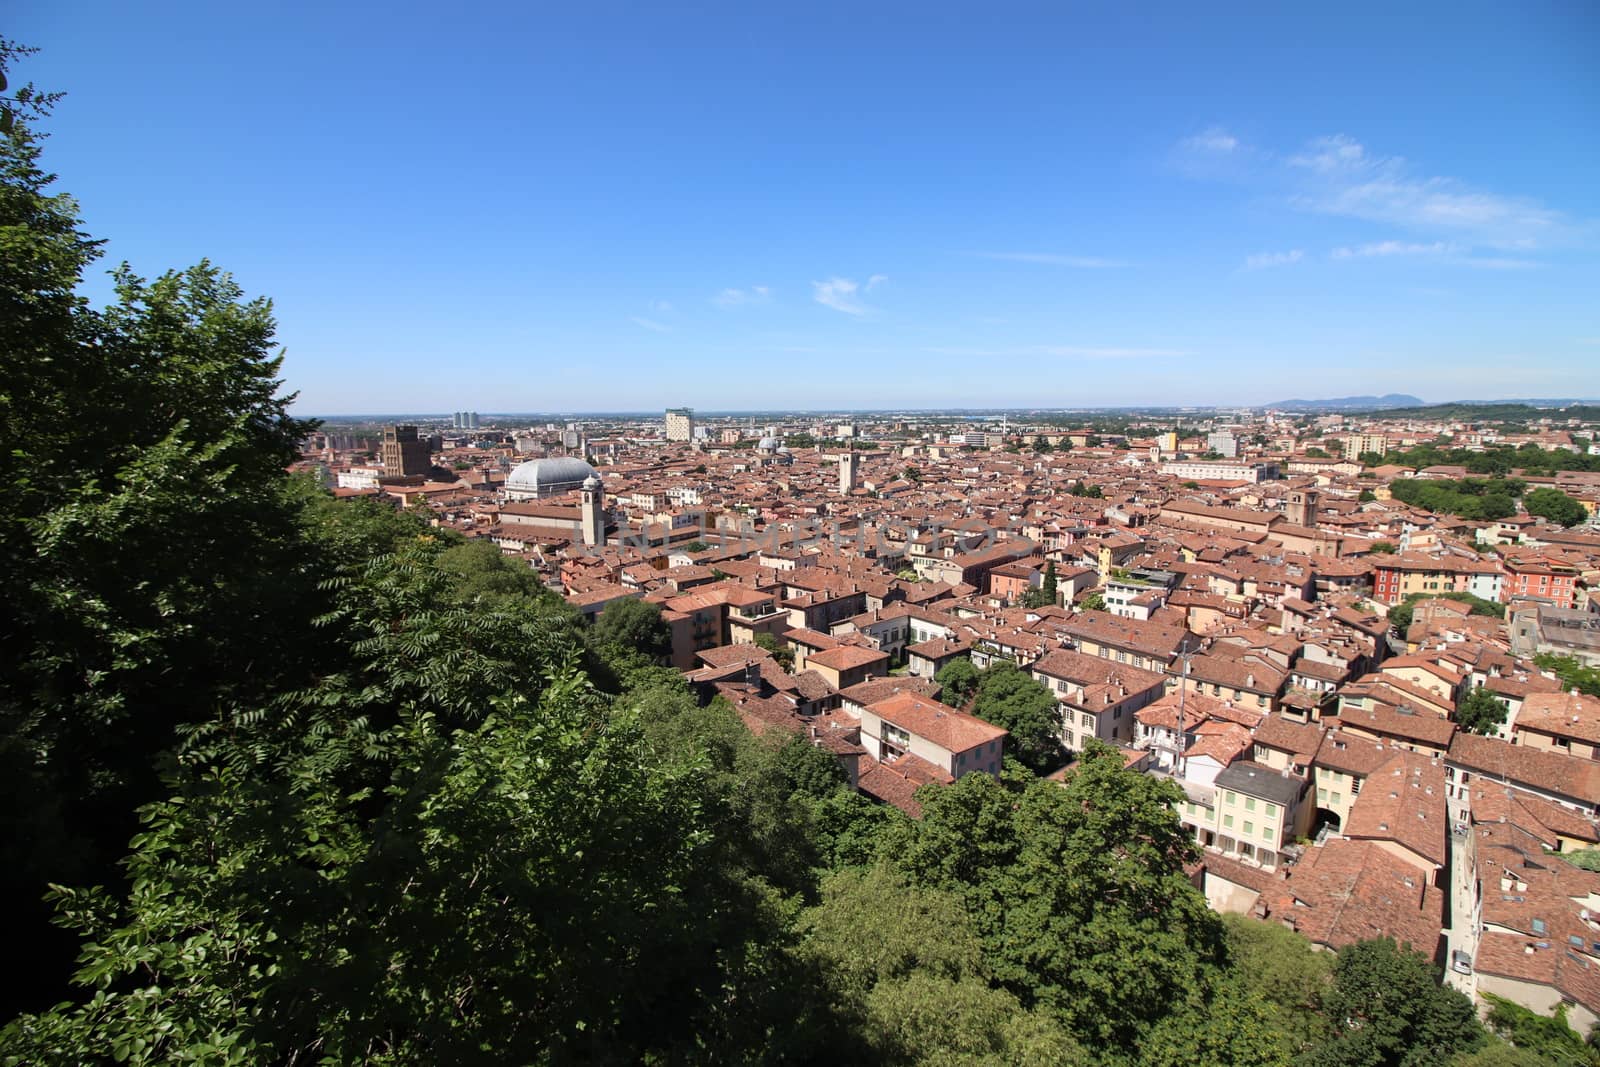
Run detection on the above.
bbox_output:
[752,631,795,671]
[1457,686,1509,735]
[1222,914,1334,1055]
[591,596,671,661]
[1453,1037,1564,1066]
[1069,479,1103,498]
[1481,994,1600,1066]
[6,549,843,1063]
[1041,560,1058,602]
[1535,654,1600,699]
[1525,487,1589,528]
[970,661,1062,772]
[683,539,709,552]
[1304,937,1484,1067]
[1080,591,1107,613]
[936,657,982,706]
[1376,437,1600,476]
[0,44,327,1000]
[1561,849,1600,872]
[799,865,1093,1064]
[888,744,1226,1051]
[1370,540,1396,553]
[1358,488,1377,502]
[1388,476,1523,521]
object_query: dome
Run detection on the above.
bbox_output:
[505,457,600,498]
[757,436,780,451]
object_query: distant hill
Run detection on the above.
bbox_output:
[1266,394,1424,412]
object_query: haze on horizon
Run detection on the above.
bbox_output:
[11,2,1599,412]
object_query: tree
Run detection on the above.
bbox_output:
[889,744,1228,1051]
[1534,654,1600,699]
[1220,914,1333,1056]
[753,631,794,671]
[971,662,1062,773]
[1525,487,1588,528]
[1370,541,1397,554]
[592,597,671,660]
[1080,592,1106,613]
[1480,994,1598,1067]
[1359,488,1377,502]
[1304,937,1484,1067]
[1,42,325,1003]
[796,865,1089,1065]
[1041,561,1058,604]
[683,539,709,552]
[936,658,982,707]
[1457,686,1509,735]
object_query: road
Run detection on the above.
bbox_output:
[1443,799,1480,1000]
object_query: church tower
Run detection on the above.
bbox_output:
[1285,488,1318,527]
[839,451,858,496]
[581,474,606,547]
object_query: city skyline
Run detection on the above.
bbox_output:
[11,2,1599,411]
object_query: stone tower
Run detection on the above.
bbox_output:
[1285,488,1318,527]
[839,451,858,496]
[581,474,606,547]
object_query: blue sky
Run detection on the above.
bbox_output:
[11,2,1599,412]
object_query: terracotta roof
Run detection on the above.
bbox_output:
[867,691,1008,754]
[1451,732,1600,807]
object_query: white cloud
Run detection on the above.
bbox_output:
[974,252,1128,268]
[813,277,871,315]
[1184,126,1239,153]
[629,316,672,333]
[1331,240,1452,259]
[1286,134,1562,249]
[1328,241,1538,269]
[1288,134,1368,173]
[713,286,772,307]
[866,274,888,291]
[1242,249,1304,270]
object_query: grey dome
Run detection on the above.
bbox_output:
[506,457,599,494]
[757,436,781,451]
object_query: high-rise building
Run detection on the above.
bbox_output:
[452,411,481,430]
[665,407,695,442]
[381,424,432,477]
[1207,431,1239,458]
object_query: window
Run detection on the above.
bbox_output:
[1225,791,1237,804]
[1223,814,1234,828]
[1317,787,1328,802]
[1063,730,1075,746]
[1243,821,1254,835]
[1081,713,1094,728]
[1331,792,1342,806]
[1532,918,1547,935]
[1245,797,1256,812]
[1262,825,1274,841]
[1351,779,1362,796]
[1264,803,1277,817]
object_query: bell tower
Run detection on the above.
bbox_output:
[1286,488,1318,527]
[581,474,606,547]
